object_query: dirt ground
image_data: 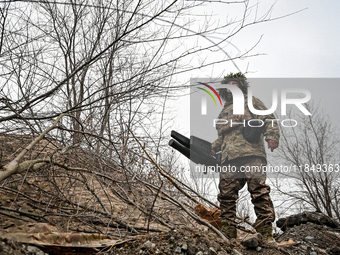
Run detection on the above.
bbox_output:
[2,220,340,255]
[0,227,281,255]
[101,228,286,255]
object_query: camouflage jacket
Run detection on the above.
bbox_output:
[211,95,280,163]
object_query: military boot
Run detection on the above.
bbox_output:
[220,220,237,239]
[253,220,275,243]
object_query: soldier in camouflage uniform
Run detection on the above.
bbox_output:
[211,73,279,242]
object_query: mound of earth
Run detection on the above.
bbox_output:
[275,221,340,255]
[276,211,339,231]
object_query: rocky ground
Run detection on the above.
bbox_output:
[275,222,340,255]
[2,217,340,255]
[1,136,339,255]
[102,228,285,255]
[0,238,47,255]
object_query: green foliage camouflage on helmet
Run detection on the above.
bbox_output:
[221,72,249,94]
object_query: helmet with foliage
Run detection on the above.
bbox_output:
[221,72,249,94]
[218,72,249,102]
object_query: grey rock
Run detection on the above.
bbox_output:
[27,246,38,252]
[27,245,44,254]
[209,247,217,255]
[300,245,308,251]
[315,248,328,254]
[241,233,262,248]
[256,246,262,252]
[174,247,182,253]
[305,236,314,241]
[184,236,189,240]
[217,252,228,255]
[142,240,156,249]
[187,245,196,255]
[182,243,188,251]
[310,252,317,255]
[233,249,243,255]
[196,252,204,255]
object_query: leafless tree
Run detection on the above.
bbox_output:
[0,0,288,177]
[0,0,300,240]
[272,102,340,222]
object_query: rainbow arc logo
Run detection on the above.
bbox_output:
[196,82,222,106]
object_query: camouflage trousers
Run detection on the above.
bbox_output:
[218,156,275,224]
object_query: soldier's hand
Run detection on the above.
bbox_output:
[267,140,278,152]
[211,148,216,155]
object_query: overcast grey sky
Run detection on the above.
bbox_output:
[186,0,340,77]
[173,0,340,135]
